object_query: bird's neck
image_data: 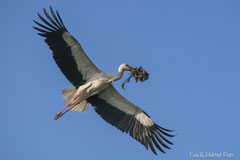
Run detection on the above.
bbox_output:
[112,70,124,81]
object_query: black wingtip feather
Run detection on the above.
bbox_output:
[50,6,64,29]
[152,132,171,149]
[32,26,47,33]
[44,8,64,31]
[33,19,54,32]
[148,138,157,155]
[155,130,174,145]
[38,12,58,31]
[151,135,165,153]
[158,128,175,137]
[56,10,66,28]
[156,124,175,132]
[33,7,68,35]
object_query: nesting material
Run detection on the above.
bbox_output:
[121,67,149,90]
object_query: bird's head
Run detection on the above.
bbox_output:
[118,64,135,73]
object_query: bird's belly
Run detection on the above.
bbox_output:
[87,78,111,95]
[76,78,111,99]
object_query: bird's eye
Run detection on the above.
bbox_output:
[126,64,129,67]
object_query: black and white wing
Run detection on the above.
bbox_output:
[87,85,174,155]
[33,7,101,87]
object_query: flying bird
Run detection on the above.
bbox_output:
[33,7,174,155]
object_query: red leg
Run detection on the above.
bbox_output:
[54,95,78,120]
[54,105,76,120]
[54,95,91,120]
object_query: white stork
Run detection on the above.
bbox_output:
[33,7,174,155]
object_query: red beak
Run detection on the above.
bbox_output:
[128,66,135,72]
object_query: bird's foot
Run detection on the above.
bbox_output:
[54,112,63,120]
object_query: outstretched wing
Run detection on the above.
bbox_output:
[33,7,101,87]
[87,85,174,155]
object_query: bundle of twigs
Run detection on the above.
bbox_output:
[121,67,149,90]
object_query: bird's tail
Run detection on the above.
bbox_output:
[62,87,89,112]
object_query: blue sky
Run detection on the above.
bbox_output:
[1,0,239,159]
